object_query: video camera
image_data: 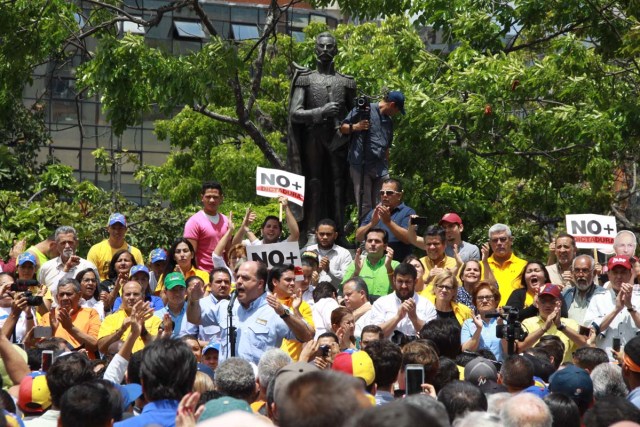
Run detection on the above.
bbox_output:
[485,306,528,355]
[356,95,370,121]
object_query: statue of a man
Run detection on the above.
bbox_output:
[287,32,356,242]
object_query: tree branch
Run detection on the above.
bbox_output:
[193,104,239,125]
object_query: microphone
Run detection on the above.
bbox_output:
[228,291,238,313]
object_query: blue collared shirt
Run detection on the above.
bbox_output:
[115,399,179,427]
[154,303,198,338]
[460,316,505,362]
[199,292,295,365]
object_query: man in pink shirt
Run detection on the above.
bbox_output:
[184,181,230,272]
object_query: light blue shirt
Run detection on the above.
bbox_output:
[154,303,198,338]
[461,316,505,362]
[199,292,295,365]
[629,387,640,409]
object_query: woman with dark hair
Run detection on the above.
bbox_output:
[331,306,355,351]
[76,268,104,320]
[98,249,135,312]
[155,238,209,297]
[507,260,568,321]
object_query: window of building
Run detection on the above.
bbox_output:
[173,20,206,40]
[231,24,260,40]
[121,21,146,35]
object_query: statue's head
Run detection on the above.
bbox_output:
[315,32,337,62]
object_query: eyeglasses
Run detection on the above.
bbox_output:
[379,190,401,196]
[436,285,454,291]
[573,268,593,274]
[490,237,509,244]
[476,295,495,301]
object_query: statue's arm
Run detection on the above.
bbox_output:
[290,85,325,125]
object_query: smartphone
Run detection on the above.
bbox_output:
[410,217,428,227]
[613,337,621,352]
[405,364,425,395]
[579,326,591,337]
[319,345,330,357]
[33,326,53,339]
[41,350,54,372]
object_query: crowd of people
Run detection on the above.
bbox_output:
[1,179,640,427]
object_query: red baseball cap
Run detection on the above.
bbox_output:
[539,283,561,299]
[608,256,632,270]
[439,213,463,226]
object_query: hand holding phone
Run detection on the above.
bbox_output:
[405,364,425,395]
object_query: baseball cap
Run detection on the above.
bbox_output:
[150,248,167,264]
[387,91,405,115]
[18,373,51,414]
[478,379,507,395]
[274,362,319,405]
[608,255,632,270]
[464,357,497,385]
[116,383,142,411]
[130,265,149,278]
[108,213,127,227]
[538,283,561,299]
[200,397,253,422]
[549,365,593,405]
[17,252,37,266]
[203,342,220,355]
[164,272,186,290]
[439,213,463,226]
[332,350,376,386]
[197,363,216,381]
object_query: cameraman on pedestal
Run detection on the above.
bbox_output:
[340,91,405,221]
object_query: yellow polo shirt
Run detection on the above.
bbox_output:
[419,255,458,282]
[487,253,527,306]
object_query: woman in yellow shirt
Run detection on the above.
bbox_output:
[155,238,209,299]
[424,270,472,326]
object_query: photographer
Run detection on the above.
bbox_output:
[0,272,37,343]
[340,91,405,220]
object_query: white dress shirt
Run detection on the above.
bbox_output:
[369,292,437,337]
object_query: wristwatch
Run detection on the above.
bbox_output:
[557,323,566,331]
[280,307,292,319]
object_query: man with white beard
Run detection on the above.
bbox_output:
[562,255,606,326]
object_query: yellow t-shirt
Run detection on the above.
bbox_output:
[87,239,144,281]
[279,297,314,361]
[98,309,161,353]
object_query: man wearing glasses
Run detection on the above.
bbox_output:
[486,223,527,305]
[355,178,416,262]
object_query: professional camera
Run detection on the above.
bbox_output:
[486,306,528,355]
[356,95,370,121]
[22,291,43,307]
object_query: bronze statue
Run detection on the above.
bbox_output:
[287,32,356,242]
